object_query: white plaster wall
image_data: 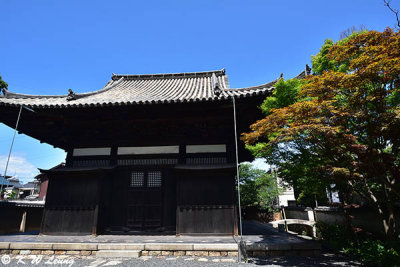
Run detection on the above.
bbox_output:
[186,144,226,153]
[73,147,111,156]
[118,146,179,155]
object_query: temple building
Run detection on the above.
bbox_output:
[0,68,307,235]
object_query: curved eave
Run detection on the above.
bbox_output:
[0,88,274,109]
[2,78,123,100]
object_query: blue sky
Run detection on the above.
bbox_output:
[0,0,398,182]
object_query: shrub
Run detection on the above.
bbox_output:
[316,222,400,266]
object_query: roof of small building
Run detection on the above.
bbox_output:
[0,176,22,188]
[0,69,281,108]
[20,181,39,190]
[0,176,10,186]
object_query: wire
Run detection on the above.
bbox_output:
[0,106,22,196]
[232,96,244,262]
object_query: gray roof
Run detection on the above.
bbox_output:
[0,177,22,188]
[0,69,277,108]
[21,182,39,189]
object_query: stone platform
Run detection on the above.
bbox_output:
[0,221,321,258]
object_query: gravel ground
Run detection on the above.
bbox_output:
[0,253,362,267]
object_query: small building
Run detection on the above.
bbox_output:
[0,69,308,235]
[0,176,22,199]
[19,181,40,199]
[276,176,296,207]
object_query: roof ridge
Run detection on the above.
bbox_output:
[3,89,66,99]
[112,69,226,81]
[1,78,124,100]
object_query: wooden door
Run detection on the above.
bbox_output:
[127,170,163,230]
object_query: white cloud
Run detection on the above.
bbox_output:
[0,155,39,183]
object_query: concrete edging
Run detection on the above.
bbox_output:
[246,242,321,251]
[0,243,10,249]
[97,244,145,250]
[1,242,238,252]
[0,241,320,257]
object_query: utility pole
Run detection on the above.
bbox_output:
[0,105,35,199]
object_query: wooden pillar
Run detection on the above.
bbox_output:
[110,146,118,166]
[176,206,180,236]
[92,204,99,236]
[178,144,185,164]
[233,206,239,236]
[65,148,74,167]
[19,210,27,232]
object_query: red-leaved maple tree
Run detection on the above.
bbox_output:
[243,28,400,240]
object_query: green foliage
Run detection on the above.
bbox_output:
[0,76,7,93]
[316,221,355,249]
[253,139,331,207]
[311,32,361,75]
[345,240,400,267]
[238,163,259,206]
[316,222,400,266]
[245,30,400,233]
[311,39,337,75]
[260,78,306,115]
[8,191,16,199]
[238,163,281,211]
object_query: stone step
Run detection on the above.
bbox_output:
[96,250,141,258]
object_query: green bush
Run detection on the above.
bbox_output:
[344,240,400,267]
[316,222,400,266]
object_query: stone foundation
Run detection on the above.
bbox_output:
[0,249,322,257]
[0,241,320,258]
[140,250,238,257]
[0,249,236,257]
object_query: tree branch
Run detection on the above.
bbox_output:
[384,0,400,29]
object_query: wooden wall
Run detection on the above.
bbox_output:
[41,172,101,235]
[176,168,237,235]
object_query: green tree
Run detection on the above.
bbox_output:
[246,31,367,208]
[248,77,332,207]
[311,31,362,75]
[0,76,7,93]
[238,163,281,211]
[243,29,400,240]
[260,78,306,115]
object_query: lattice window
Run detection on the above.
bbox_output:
[130,172,144,187]
[147,171,162,187]
[73,159,110,167]
[118,158,178,166]
[186,157,227,165]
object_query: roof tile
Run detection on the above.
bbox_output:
[0,69,276,108]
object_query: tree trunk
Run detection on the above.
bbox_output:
[383,202,396,241]
[364,182,397,241]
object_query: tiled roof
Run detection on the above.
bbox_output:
[0,176,22,188]
[0,69,277,108]
[21,182,39,189]
[0,176,10,186]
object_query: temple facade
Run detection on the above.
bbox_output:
[0,69,305,235]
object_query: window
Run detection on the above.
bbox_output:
[147,171,162,187]
[130,172,144,187]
